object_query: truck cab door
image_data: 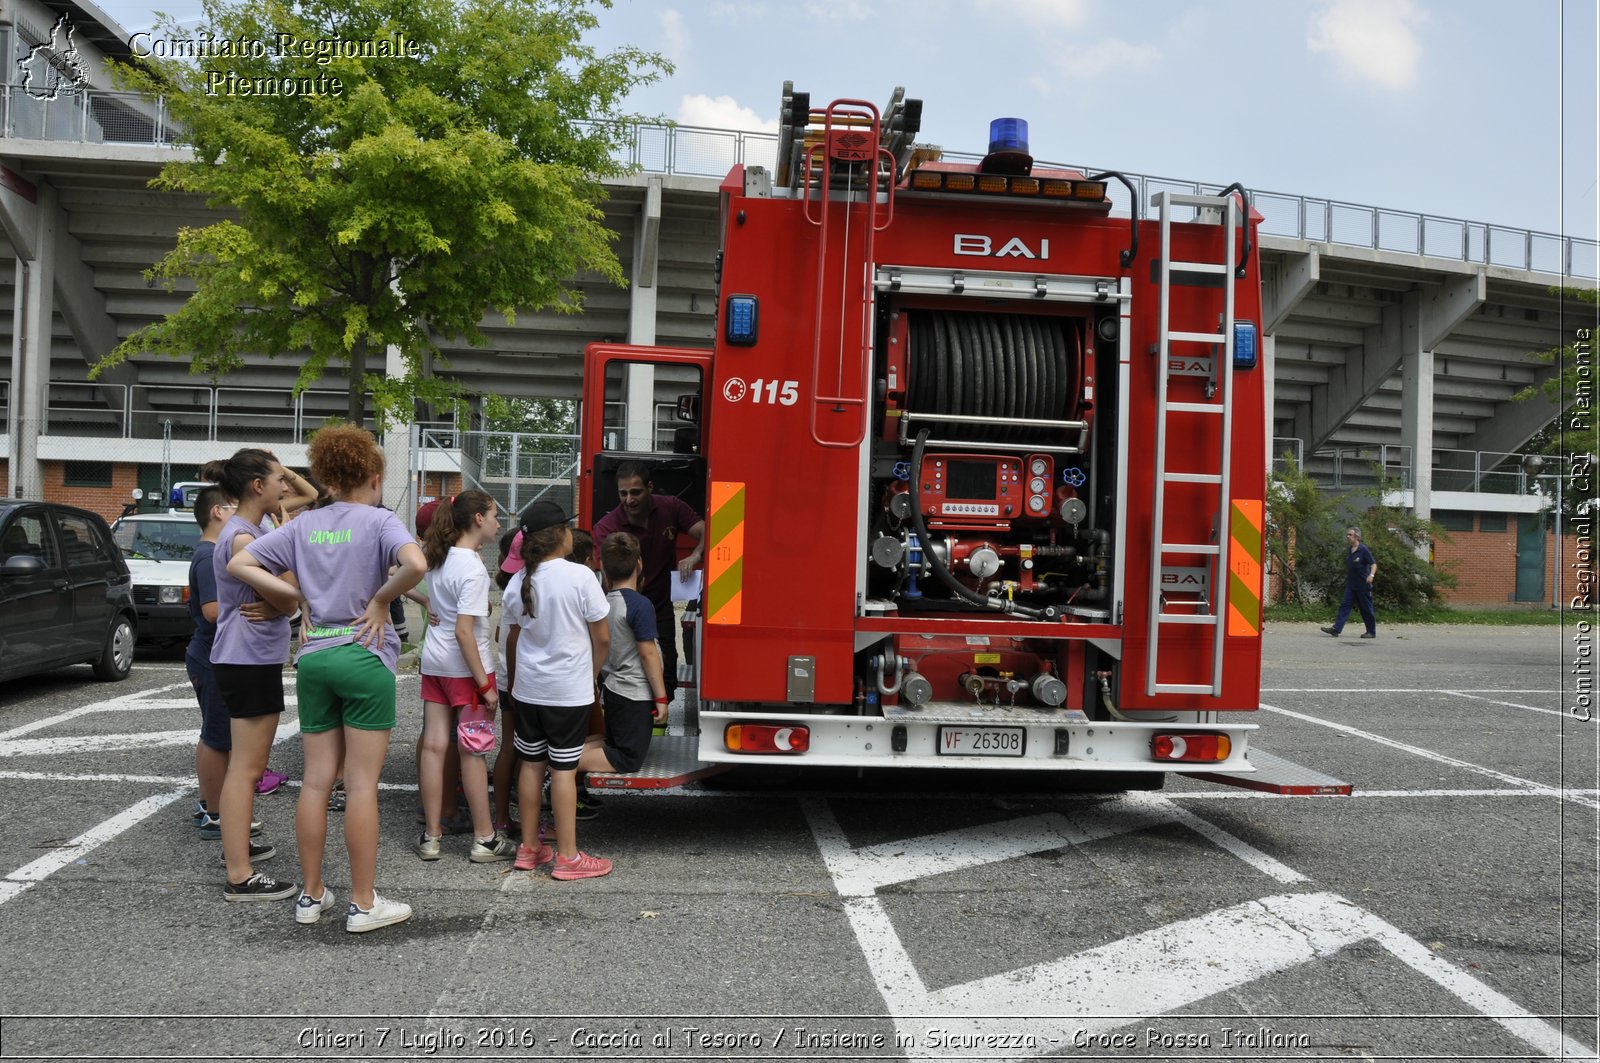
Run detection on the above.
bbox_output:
[579,343,713,532]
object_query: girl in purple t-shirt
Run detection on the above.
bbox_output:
[201,448,316,903]
[230,425,425,933]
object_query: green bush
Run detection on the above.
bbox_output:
[1267,461,1456,610]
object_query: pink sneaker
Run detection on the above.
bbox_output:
[514,841,554,870]
[255,769,289,796]
[551,850,612,880]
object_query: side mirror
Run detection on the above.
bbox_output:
[676,393,701,424]
[1,554,46,577]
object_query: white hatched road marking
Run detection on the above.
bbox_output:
[802,791,1595,1060]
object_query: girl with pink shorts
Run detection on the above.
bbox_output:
[414,491,514,863]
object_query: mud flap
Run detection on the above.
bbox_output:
[584,734,728,790]
[1188,748,1352,796]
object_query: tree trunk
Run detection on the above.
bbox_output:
[347,333,368,426]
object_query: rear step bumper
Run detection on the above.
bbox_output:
[1189,748,1353,796]
[584,735,730,790]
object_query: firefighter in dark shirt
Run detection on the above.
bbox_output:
[593,461,705,699]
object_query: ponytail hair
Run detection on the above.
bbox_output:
[423,490,496,570]
[516,524,569,620]
[198,448,279,500]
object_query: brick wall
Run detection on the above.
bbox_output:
[1436,521,1590,605]
[1435,526,1518,603]
[38,461,141,524]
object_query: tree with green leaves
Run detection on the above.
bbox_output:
[94,0,669,427]
[1268,458,1456,611]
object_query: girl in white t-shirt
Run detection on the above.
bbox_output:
[502,500,612,880]
[415,491,513,864]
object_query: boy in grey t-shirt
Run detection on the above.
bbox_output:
[579,532,668,775]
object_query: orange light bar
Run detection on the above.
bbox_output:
[1009,177,1040,195]
[1039,179,1075,198]
[1073,181,1108,200]
[943,174,976,191]
[1151,733,1232,763]
[725,723,811,755]
[909,170,942,191]
[975,174,1008,194]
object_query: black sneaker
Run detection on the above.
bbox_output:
[1320,626,1339,637]
[574,800,599,822]
[218,840,276,865]
[223,873,298,902]
[577,783,604,810]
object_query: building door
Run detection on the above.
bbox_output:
[1515,514,1546,602]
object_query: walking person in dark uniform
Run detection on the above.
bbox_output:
[1322,527,1378,638]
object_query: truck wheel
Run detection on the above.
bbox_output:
[92,615,136,681]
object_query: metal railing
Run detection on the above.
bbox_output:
[0,85,177,145]
[3,87,1591,280]
[45,380,363,443]
[1283,440,1561,498]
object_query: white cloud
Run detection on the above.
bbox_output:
[1053,38,1160,80]
[678,94,780,133]
[1307,0,1426,90]
[975,0,1090,30]
[658,8,690,65]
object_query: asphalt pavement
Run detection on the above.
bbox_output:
[0,623,1594,1062]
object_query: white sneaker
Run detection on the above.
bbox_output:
[414,833,442,861]
[346,893,412,933]
[295,887,336,925]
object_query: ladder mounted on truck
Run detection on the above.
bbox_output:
[1145,190,1243,698]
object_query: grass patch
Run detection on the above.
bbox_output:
[1265,602,1566,625]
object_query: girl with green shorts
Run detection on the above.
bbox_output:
[229,424,426,933]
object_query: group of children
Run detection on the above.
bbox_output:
[186,429,667,934]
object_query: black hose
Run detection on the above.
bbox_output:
[907,428,1055,620]
[1218,181,1253,278]
[1088,170,1139,268]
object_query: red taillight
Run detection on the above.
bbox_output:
[725,723,810,755]
[1151,732,1231,763]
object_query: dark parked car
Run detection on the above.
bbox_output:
[0,501,137,684]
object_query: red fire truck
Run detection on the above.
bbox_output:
[581,87,1348,796]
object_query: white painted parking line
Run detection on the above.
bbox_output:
[0,787,191,908]
[805,795,1596,1060]
[1264,688,1561,694]
[1261,703,1600,809]
[0,682,192,741]
[1271,894,1597,1061]
[812,802,1178,897]
[1169,786,1600,800]
[0,715,301,758]
[1126,792,1307,884]
[1440,690,1569,718]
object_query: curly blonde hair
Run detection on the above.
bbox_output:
[308,423,384,494]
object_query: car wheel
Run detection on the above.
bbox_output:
[93,615,136,681]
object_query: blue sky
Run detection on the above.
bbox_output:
[95,0,1597,239]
